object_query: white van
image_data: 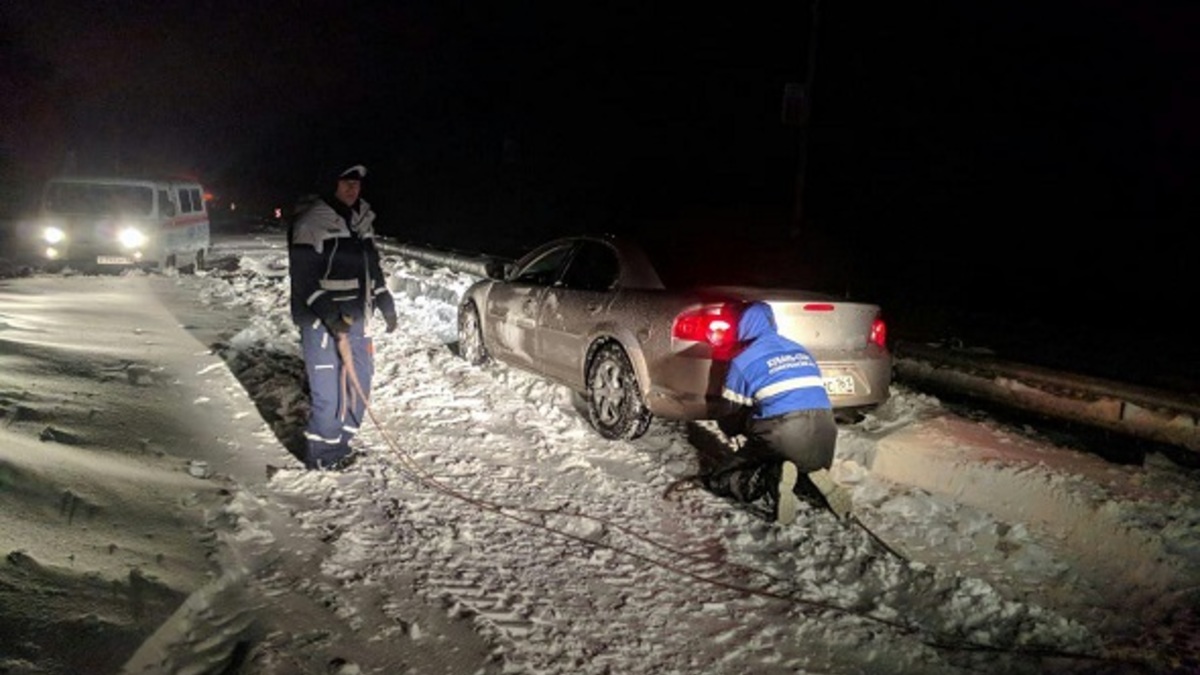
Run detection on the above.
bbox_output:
[34,175,211,271]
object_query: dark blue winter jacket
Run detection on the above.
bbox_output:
[288,195,396,332]
[722,302,831,419]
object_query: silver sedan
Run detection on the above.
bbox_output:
[457,233,892,440]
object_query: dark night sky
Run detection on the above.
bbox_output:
[2,1,1197,363]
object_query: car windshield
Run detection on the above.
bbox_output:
[44,183,154,217]
[512,243,574,285]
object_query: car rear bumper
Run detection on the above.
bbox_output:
[644,387,736,421]
[821,356,893,409]
[643,354,893,421]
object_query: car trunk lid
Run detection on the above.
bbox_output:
[766,300,882,351]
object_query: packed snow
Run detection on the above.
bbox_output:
[0,233,1197,675]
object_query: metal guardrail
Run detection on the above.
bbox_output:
[893,341,1200,455]
[378,239,1200,458]
[379,241,512,279]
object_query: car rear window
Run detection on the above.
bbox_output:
[636,233,818,290]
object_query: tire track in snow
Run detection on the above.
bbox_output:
[199,256,1115,674]
[346,318,826,672]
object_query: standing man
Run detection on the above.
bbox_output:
[289,164,398,470]
[702,301,852,524]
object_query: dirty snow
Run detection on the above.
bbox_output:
[0,233,1197,675]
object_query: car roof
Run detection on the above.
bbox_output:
[518,230,836,292]
[614,231,824,290]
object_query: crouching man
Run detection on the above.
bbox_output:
[702,301,853,524]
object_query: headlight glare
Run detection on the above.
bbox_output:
[118,227,147,249]
[42,226,66,244]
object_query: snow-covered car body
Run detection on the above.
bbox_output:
[457,233,891,439]
[33,175,211,271]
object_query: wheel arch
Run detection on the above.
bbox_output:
[583,324,651,400]
[457,295,487,352]
[458,284,491,333]
[582,335,653,440]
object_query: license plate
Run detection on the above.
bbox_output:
[97,256,133,265]
[824,375,855,396]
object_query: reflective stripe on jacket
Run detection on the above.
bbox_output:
[722,302,831,420]
[288,196,396,330]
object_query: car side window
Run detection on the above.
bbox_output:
[560,241,618,292]
[512,244,573,286]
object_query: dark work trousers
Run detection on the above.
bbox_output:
[746,408,838,473]
[300,318,374,469]
[705,408,838,503]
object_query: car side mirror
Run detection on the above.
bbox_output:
[484,259,514,280]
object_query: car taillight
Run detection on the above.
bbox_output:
[870,316,887,348]
[673,304,740,359]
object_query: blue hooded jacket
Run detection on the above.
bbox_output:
[722,302,831,419]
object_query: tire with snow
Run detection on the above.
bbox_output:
[457,301,489,365]
[586,342,652,440]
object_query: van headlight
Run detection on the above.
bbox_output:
[42,226,66,244]
[118,226,148,249]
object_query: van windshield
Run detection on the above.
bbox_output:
[44,183,154,217]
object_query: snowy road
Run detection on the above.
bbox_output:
[1,232,1195,675]
[127,233,1198,674]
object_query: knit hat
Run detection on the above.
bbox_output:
[338,164,367,181]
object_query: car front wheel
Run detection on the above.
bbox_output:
[458,301,488,365]
[586,343,652,440]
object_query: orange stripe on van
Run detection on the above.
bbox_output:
[164,214,209,229]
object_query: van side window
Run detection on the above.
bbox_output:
[176,187,204,214]
[159,190,175,217]
[178,188,193,213]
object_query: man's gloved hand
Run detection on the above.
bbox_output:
[384,312,398,334]
[718,407,750,438]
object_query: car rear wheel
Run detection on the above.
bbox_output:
[586,343,652,440]
[458,301,488,365]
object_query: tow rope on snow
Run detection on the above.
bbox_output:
[849,514,909,561]
[336,331,364,421]
[661,457,910,563]
[327,338,1152,671]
